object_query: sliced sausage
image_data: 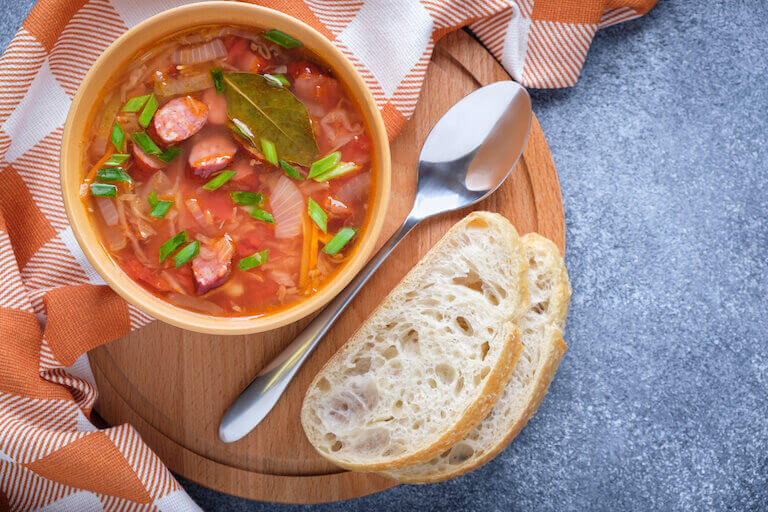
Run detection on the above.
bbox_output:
[131,142,166,174]
[202,88,228,125]
[187,133,238,178]
[192,235,235,294]
[153,96,208,144]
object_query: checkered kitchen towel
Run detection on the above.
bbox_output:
[0,0,656,509]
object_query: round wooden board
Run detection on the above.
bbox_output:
[89,30,564,504]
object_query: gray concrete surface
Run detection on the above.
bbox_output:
[2,1,766,510]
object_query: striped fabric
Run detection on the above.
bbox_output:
[0,0,656,509]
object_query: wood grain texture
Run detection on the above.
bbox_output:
[89,30,564,504]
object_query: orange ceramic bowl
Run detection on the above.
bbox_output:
[60,2,390,335]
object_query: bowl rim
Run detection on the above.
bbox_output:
[60,1,391,335]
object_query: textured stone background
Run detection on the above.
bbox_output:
[2,1,767,510]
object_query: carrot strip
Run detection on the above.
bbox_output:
[308,224,320,289]
[309,223,319,270]
[299,214,310,288]
[80,151,115,201]
[86,151,114,181]
[318,231,333,244]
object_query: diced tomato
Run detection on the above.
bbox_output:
[223,35,239,51]
[287,61,324,80]
[168,265,196,295]
[324,195,351,217]
[339,134,371,164]
[234,223,271,258]
[201,88,227,125]
[290,62,342,117]
[229,158,262,189]
[226,38,248,62]
[123,258,173,292]
[227,38,271,72]
[198,191,236,222]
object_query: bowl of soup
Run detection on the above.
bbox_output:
[60,2,390,334]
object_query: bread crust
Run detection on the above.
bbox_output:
[380,231,571,483]
[520,233,571,330]
[382,333,566,483]
[300,212,529,471]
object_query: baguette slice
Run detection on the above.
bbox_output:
[382,232,571,483]
[301,212,529,471]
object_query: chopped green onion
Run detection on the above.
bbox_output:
[148,191,173,218]
[150,200,173,218]
[308,152,340,179]
[148,190,159,208]
[111,123,125,151]
[122,94,151,112]
[238,249,269,271]
[263,73,290,87]
[138,94,159,128]
[279,160,303,180]
[260,138,278,166]
[131,131,161,155]
[262,29,302,49]
[96,167,132,183]
[322,227,357,255]
[103,153,130,167]
[249,207,275,224]
[90,183,116,197]
[157,147,181,163]
[203,170,236,191]
[230,191,263,205]
[313,161,360,182]
[307,197,328,233]
[173,241,200,268]
[159,231,188,263]
[210,66,225,94]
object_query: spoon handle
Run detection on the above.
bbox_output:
[218,215,420,443]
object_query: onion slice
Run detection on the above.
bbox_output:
[96,196,119,226]
[104,227,126,251]
[172,39,227,66]
[269,175,303,239]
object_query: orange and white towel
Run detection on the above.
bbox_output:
[0,0,656,509]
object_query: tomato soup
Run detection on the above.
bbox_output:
[81,26,374,316]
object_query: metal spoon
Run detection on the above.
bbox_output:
[219,80,532,443]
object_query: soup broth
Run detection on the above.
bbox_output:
[81,25,374,316]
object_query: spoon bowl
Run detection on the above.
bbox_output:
[411,81,531,221]
[219,81,532,443]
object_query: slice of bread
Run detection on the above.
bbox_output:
[382,232,571,483]
[300,212,530,471]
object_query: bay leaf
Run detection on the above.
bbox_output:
[223,72,318,166]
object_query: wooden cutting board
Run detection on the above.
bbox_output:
[89,30,565,504]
